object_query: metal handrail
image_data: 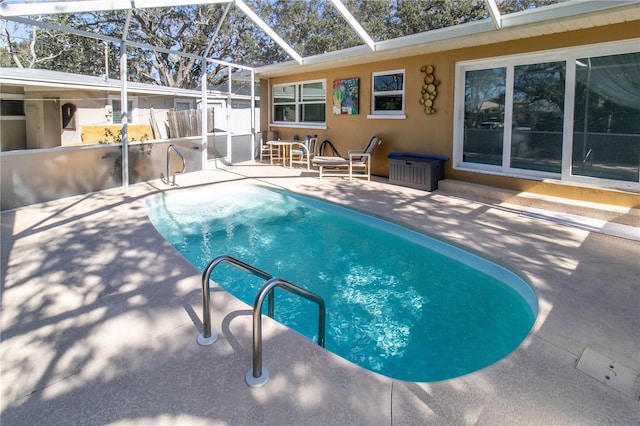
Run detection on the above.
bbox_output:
[197,254,326,388]
[164,143,186,186]
[197,254,272,346]
[246,277,326,388]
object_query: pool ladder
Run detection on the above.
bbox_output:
[161,143,186,186]
[197,254,326,388]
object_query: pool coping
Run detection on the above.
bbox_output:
[2,165,639,425]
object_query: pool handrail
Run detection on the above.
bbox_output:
[197,254,272,346]
[247,277,326,388]
[163,143,186,186]
[197,254,326,388]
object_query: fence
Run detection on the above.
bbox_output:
[167,108,215,138]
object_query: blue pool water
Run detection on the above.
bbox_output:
[147,185,537,382]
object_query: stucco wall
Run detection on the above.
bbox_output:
[3,88,182,149]
[0,119,26,151]
[262,22,640,208]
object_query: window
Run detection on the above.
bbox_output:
[109,96,138,124]
[512,62,565,173]
[370,70,405,118]
[572,52,639,183]
[454,40,639,191]
[0,97,25,117]
[462,67,506,166]
[272,80,326,126]
[461,63,566,172]
[174,99,193,111]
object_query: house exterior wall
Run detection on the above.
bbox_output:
[1,86,199,150]
[1,83,255,150]
[0,88,26,151]
[262,21,640,208]
[72,92,112,144]
[21,89,108,147]
[209,98,259,135]
[0,118,26,151]
[138,95,175,139]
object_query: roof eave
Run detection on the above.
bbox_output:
[0,70,204,98]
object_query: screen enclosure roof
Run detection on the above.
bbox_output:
[1,0,638,79]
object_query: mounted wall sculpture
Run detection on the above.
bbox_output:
[419,65,440,115]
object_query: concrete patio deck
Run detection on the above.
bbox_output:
[1,164,639,425]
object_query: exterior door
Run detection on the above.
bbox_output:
[25,104,43,149]
[43,98,61,148]
[25,98,61,149]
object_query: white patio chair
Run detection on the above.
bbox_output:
[259,131,281,162]
[290,135,318,170]
[312,136,381,180]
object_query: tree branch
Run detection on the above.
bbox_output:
[2,24,24,68]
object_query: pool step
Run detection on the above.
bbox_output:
[575,348,640,400]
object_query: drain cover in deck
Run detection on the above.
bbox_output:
[576,348,640,400]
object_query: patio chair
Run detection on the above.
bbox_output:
[259,130,280,162]
[291,135,318,169]
[312,136,381,180]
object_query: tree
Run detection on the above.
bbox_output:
[1,0,561,88]
[1,13,122,76]
[0,5,272,88]
[247,0,361,57]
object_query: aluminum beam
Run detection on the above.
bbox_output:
[0,0,231,17]
[1,0,132,16]
[233,0,303,64]
[4,16,252,71]
[122,9,132,42]
[484,0,502,30]
[203,2,233,58]
[6,16,122,45]
[3,0,637,76]
[119,40,129,187]
[329,0,375,51]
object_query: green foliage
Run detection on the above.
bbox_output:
[1,0,562,87]
[497,0,563,14]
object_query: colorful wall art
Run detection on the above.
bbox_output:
[332,78,359,115]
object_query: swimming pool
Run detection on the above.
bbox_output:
[147,185,537,382]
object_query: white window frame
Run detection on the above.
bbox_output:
[453,39,640,192]
[108,95,138,124]
[272,79,326,129]
[0,93,26,120]
[174,98,193,111]
[368,69,406,119]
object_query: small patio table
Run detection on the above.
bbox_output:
[266,140,310,169]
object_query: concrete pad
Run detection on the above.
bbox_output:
[2,166,639,425]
